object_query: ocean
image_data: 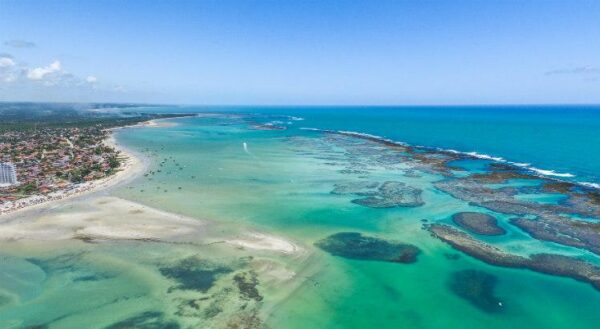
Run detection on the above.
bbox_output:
[1,105,600,328]
[155,105,600,186]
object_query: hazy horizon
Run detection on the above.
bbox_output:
[1,0,599,105]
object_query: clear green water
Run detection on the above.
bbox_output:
[2,114,600,328]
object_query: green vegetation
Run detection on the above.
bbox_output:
[0,102,194,200]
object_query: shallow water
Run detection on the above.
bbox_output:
[116,114,600,328]
[140,105,600,186]
[2,110,600,328]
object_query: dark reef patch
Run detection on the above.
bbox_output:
[381,283,403,301]
[542,181,576,194]
[469,170,535,184]
[338,169,370,175]
[174,287,230,319]
[425,224,600,291]
[104,311,180,329]
[73,274,104,282]
[412,151,462,175]
[433,163,600,218]
[425,224,523,267]
[564,191,600,218]
[159,257,233,293]
[331,180,424,208]
[203,300,223,319]
[352,181,424,208]
[331,181,379,195]
[510,216,600,256]
[448,270,503,313]
[315,232,420,263]
[234,271,263,302]
[452,212,506,236]
[434,174,600,255]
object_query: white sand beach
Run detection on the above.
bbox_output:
[0,124,303,258]
[0,129,146,217]
[141,118,180,128]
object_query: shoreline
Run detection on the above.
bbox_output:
[0,114,306,255]
[0,125,148,218]
[0,115,307,257]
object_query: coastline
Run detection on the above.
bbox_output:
[0,115,306,256]
[0,126,148,218]
[4,110,600,328]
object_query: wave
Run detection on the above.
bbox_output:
[581,182,600,189]
[509,162,531,168]
[525,167,575,178]
[337,130,409,146]
[445,149,505,162]
[300,127,596,190]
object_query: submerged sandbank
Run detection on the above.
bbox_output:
[0,196,206,243]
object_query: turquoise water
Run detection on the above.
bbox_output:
[114,113,600,328]
[143,105,600,186]
[2,107,600,328]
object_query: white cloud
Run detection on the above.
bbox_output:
[27,60,62,80]
[0,55,19,82]
[0,55,125,98]
[0,57,16,68]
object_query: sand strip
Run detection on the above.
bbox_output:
[0,128,147,217]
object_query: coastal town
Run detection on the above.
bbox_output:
[0,103,193,212]
[0,125,124,201]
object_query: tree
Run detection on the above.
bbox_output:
[108,156,120,169]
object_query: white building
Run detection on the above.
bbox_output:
[0,162,18,187]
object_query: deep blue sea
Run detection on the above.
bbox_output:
[145,105,600,187]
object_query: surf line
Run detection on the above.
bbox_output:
[300,127,595,190]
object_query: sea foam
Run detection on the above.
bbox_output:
[299,127,598,190]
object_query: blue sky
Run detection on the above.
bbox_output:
[0,0,599,105]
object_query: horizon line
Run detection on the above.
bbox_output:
[1,100,600,108]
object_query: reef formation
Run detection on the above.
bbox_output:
[425,224,600,291]
[332,181,424,208]
[159,257,233,293]
[301,127,600,291]
[315,232,420,264]
[451,212,506,236]
[510,216,600,256]
[448,270,503,313]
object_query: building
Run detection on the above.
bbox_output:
[0,162,18,187]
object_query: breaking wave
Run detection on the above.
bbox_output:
[300,127,594,189]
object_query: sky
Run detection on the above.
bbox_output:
[0,0,599,105]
